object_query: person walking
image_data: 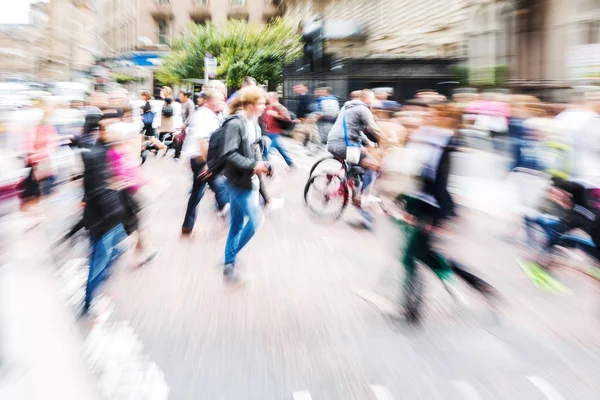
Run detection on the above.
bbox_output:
[181,89,230,235]
[261,92,294,168]
[174,90,195,160]
[140,91,167,157]
[221,87,270,283]
[81,118,127,315]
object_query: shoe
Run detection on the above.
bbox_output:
[218,203,230,218]
[265,198,285,212]
[181,226,193,236]
[137,248,161,267]
[223,263,242,285]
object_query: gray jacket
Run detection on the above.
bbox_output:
[327,100,375,145]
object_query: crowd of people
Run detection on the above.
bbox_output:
[1,76,599,323]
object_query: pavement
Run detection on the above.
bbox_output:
[0,210,101,400]
[4,138,600,399]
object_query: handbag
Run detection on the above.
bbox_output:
[142,111,154,126]
[342,108,361,165]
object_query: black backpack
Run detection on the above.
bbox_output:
[206,115,240,175]
[162,105,173,118]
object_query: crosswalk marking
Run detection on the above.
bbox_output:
[527,376,566,400]
[292,390,312,400]
[453,381,482,400]
[369,385,395,400]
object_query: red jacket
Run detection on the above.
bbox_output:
[261,104,291,134]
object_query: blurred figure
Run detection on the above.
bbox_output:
[315,87,340,145]
[181,89,230,235]
[80,116,127,315]
[555,91,600,178]
[159,97,175,143]
[175,90,196,160]
[397,105,498,323]
[327,90,382,189]
[140,90,167,157]
[106,107,159,266]
[21,105,60,203]
[261,92,294,168]
[229,94,284,211]
[292,82,316,148]
[222,87,270,283]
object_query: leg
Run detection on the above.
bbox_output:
[267,134,294,166]
[224,185,246,266]
[84,230,115,313]
[182,159,208,231]
[232,189,263,256]
[208,174,229,211]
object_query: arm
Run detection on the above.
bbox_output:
[361,107,384,142]
[273,105,291,122]
[182,102,193,128]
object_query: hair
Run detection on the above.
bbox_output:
[208,80,227,96]
[359,89,375,102]
[242,76,257,87]
[162,86,173,98]
[203,88,224,102]
[322,87,332,94]
[295,82,308,88]
[229,87,265,114]
[350,90,361,100]
[228,95,243,115]
[179,90,191,98]
[141,90,152,99]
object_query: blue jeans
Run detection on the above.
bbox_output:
[264,133,293,166]
[182,158,229,230]
[524,215,566,254]
[84,224,127,313]
[224,182,263,266]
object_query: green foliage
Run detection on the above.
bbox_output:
[468,64,509,86]
[157,18,303,90]
[115,74,144,84]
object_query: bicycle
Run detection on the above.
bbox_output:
[304,155,365,220]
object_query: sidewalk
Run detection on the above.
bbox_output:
[0,213,101,400]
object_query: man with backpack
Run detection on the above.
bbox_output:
[181,90,229,235]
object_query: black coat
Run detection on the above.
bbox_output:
[221,117,258,190]
[81,142,124,238]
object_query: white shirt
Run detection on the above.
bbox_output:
[182,107,220,160]
[242,115,261,190]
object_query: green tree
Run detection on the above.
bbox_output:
[156,18,303,90]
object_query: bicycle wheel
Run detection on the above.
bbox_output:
[308,155,344,177]
[304,172,349,220]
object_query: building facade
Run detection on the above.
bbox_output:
[468,0,599,98]
[98,0,285,93]
[286,0,470,60]
[0,0,96,83]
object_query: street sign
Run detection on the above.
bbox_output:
[204,56,217,79]
[566,44,600,82]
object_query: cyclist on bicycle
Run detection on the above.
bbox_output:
[326,89,383,208]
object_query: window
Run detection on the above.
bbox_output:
[230,0,246,6]
[158,0,171,5]
[195,0,209,5]
[158,21,169,45]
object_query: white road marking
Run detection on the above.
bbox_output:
[292,390,312,400]
[369,384,394,400]
[452,381,482,400]
[527,376,566,400]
